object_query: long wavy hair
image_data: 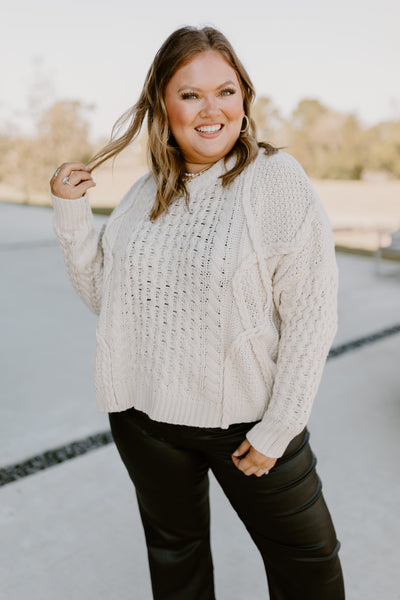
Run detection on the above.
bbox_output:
[87,26,282,221]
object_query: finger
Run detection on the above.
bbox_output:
[234,450,269,473]
[232,456,265,477]
[268,458,278,470]
[244,465,260,476]
[51,178,96,200]
[244,447,278,471]
[231,454,246,471]
[254,468,270,478]
[75,179,96,193]
[53,173,95,189]
[68,180,97,199]
[67,170,94,186]
[233,454,254,474]
[52,162,91,180]
[232,454,257,476]
[232,438,251,458]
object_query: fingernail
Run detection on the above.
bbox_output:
[233,450,239,457]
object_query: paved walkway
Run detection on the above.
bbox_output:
[1,201,400,599]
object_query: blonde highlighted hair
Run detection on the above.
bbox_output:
[87,25,281,221]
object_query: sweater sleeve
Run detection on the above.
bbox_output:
[51,192,105,316]
[245,200,339,458]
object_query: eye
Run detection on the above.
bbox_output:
[181,92,198,100]
[220,88,236,97]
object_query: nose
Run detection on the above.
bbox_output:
[200,95,221,118]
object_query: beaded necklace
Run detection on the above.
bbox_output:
[183,164,214,181]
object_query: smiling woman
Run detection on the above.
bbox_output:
[49,25,345,600]
[164,52,245,173]
[73,25,280,220]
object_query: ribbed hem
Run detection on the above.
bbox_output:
[96,375,226,426]
[51,191,94,231]
[246,419,304,458]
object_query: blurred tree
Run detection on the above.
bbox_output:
[288,99,329,174]
[363,120,400,178]
[3,100,94,201]
[252,96,288,146]
[328,114,365,179]
[288,99,368,179]
[36,100,94,167]
[291,99,328,131]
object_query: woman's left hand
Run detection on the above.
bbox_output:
[231,438,277,477]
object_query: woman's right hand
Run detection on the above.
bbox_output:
[50,162,96,199]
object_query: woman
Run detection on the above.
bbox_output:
[50,25,345,600]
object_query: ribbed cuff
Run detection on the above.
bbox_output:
[51,191,93,231]
[246,419,302,458]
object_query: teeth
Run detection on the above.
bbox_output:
[196,124,222,133]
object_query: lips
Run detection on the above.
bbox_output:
[195,124,224,133]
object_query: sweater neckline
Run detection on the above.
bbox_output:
[184,153,236,195]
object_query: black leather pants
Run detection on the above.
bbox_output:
[109,407,345,600]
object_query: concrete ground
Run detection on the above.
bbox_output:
[1,200,400,599]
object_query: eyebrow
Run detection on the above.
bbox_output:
[176,80,238,93]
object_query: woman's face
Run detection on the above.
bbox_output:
[164,51,245,173]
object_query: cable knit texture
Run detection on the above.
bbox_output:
[51,149,338,458]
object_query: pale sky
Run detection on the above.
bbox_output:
[1,0,398,140]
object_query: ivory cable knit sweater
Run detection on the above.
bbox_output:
[51,149,338,458]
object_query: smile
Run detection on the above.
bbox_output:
[195,124,224,134]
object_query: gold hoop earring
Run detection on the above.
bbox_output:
[240,114,249,134]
